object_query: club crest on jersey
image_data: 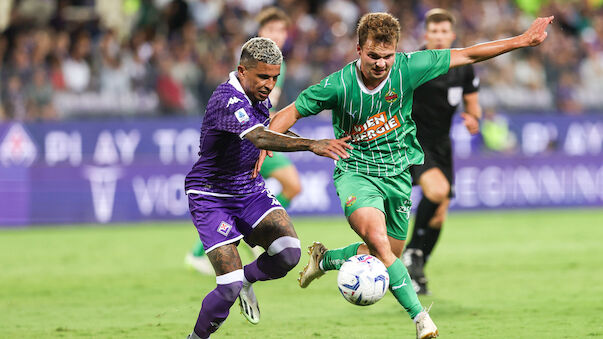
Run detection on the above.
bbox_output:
[350,111,401,143]
[346,195,357,207]
[217,221,232,236]
[385,89,398,103]
[234,108,249,124]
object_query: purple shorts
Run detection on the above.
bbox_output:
[187,189,284,253]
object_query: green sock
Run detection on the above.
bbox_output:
[387,258,423,319]
[321,242,362,271]
[191,241,206,257]
[276,193,290,209]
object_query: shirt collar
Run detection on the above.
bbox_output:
[355,59,392,95]
[228,71,253,105]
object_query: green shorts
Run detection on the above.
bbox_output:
[259,152,293,178]
[333,168,413,240]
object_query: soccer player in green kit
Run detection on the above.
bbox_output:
[263,12,554,338]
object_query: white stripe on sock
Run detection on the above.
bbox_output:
[215,269,244,285]
[267,236,301,256]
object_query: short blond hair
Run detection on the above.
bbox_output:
[425,8,456,27]
[357,12,400,47]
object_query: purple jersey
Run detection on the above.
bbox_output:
[185,72,271,195]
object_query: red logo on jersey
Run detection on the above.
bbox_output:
[350,112,401,143]
[385,89,398,103]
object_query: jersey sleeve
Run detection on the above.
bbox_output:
[463,64,479,95]
[295,73,339,117]
[406,49,451,89]
[212,97,264,138]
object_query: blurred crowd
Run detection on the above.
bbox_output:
[1,0,603,122]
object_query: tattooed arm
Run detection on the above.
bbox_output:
[244,126,351,160]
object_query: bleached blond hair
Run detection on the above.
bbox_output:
[240,37,282,68]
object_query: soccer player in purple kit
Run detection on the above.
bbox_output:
[184,37,352,339]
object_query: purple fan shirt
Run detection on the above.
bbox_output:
[185,72,271,195]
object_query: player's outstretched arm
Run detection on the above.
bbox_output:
[251,102,305,178]
[450,16,553,68]
[244,127,352,160]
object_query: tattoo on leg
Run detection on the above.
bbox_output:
[207,244,242,276]
[249,209,297,249]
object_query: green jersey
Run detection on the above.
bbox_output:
[296,50,450,177]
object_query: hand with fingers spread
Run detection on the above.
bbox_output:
[522,16,554,47]
[309,136,353,161]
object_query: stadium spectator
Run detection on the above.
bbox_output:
[62,32,91,93]
[26,68,56,121]
[1,0,603,117]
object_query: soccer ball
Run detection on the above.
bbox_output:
[337,254,389,306]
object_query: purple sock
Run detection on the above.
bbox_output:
[244,247,301,283]
[193,281,242,338]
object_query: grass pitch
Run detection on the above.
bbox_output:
[1,209,603,338]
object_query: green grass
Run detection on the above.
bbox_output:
[2,209,603,338]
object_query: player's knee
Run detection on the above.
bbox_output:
[268,236,301,271]
[215,281,243,302]
[426,187,448,204]
[282,181,302,199]
[365,236,392,261]
[280,247,301,271]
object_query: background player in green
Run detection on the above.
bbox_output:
[257,7,302,210]
[185,7,301,274]
[403,8,483,295]
[264,12,554,339]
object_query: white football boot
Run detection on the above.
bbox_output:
[298,242,327,288]
[415,310,439,339]
[239,283,260,324]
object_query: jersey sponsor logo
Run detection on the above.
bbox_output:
[234,108,250,124]
[384,89,399,103]
[350,112,401,143]
[217,221,233,236]
[345,195,356,207]
[226,96,242,107]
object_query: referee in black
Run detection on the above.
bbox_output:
[403,8,482,295]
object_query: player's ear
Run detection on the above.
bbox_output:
[237,64,246,77]
[356,43,362,55]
